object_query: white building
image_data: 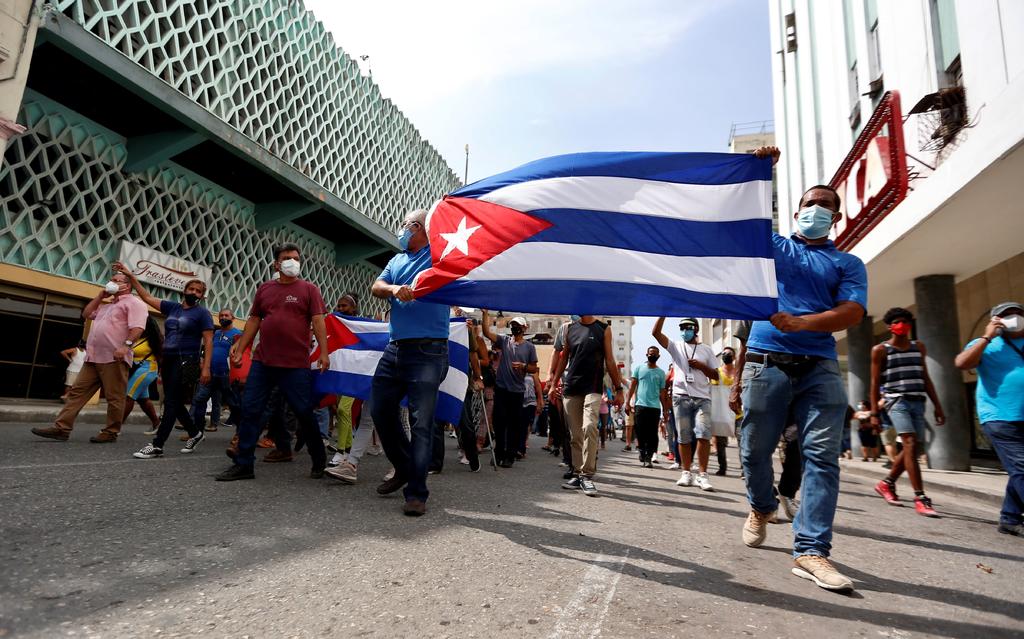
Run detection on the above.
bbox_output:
[768,0,1024,468]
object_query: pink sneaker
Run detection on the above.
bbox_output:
[874,480,902,506]
[914,496,939,517]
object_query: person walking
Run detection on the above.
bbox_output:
[32,272,147,442]
[653,317,719,491]
[871,308,945,516]
[625,346,668,468]
[548,314,625,496]
[955,301,1024,536]
[119,262,214,459]
[368,209,451,516]
[520,373,543,458]
[123,315,164,433]
[729,146,868,593]
[214,242,330,480]
[189,308,241,433]
[481,312,539,467]
[711,346,741,476]
[59,340,86,400]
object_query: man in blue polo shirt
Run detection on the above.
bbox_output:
[370,208,451,517]
[190,308,242,431]
[729,146,868,593]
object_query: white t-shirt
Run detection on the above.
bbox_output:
[665,340,718,400]
[67,348,86,373]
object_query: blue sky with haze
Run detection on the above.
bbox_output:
[304,0,774,370]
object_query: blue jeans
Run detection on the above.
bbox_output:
[235,362,325,468]
[981,421,1024,526]
[740,358,847,558]
[888,396,928,438]
[190,374,236,428]
[370,340,449,502]
[673,395,712,441]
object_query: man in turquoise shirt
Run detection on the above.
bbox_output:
[626,346,669,468]
[956,301,1024,537]
[370,209,451,517]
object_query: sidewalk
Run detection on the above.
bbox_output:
[0,399,152,426]
[840,457,1007,508]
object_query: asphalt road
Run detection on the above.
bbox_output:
[1,422,1021,638]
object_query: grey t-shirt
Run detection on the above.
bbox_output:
[495,334,538,393]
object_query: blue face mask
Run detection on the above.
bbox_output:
[681,329,696,342]
[397,228,413,251]
[795,204,836,240]
[570,314,582,322]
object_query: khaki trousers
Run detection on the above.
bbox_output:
[562,392,602,477]
[55,361,130,435]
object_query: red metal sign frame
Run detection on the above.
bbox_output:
[829,90,909,251]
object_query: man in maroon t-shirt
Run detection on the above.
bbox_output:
[215,242,330,481]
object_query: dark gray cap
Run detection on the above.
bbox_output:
[991,301,1024,317]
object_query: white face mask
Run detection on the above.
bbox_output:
[1001,314,1023,332]
[104,281,120,295]
[279,258,301,278]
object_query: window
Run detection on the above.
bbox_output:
[865,0,883,102]
[931,0,960,85]
[842,0,862,130]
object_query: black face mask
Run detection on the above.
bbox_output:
[647,355,659,363]
[219,319,232,328]
[722,354,734,365]
[184,293,200,306]
[510,325,524,336]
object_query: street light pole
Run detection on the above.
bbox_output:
[464,143,469,185]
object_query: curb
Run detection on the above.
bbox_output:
[841,461,1004,508]
[0,409,153,426]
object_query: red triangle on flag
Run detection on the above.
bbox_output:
[413,196,552,295]
[309,314,360,363]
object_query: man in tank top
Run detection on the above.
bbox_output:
[870,307,946,517]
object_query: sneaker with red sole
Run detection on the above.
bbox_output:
[914,495,939,517]
[874,480,902,506]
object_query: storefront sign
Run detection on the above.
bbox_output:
[829,91,908,251]
[118,241,212,292]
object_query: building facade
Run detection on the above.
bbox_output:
[0,0,459,399]
[768,0,1024,467]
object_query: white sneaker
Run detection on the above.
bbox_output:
[694,473,714,491]
[675,470,693,487]
[366,444,383,456]
[690,462,700,473]
[383,467,396,481]
[133,444,163,459]
[328,452,346,467]
[668,462,681,470]
[143,427,158,436]
[458,454,470,465]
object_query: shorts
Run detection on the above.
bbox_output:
[887,396,928,439]
[65,370,80,386]
[881,426,898,447]
[126,360,158,400]
[858,428,878,447]
[672,394,712,441]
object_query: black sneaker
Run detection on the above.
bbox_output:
[997,523,1023,536]
[562,469,576,480]
[133,444,163,459]
[180,431,205,454]
[310,466,326,479]
[215,464,255,481]
[562,476,581,490]
[580,477,598,496]
[469,457,481,473]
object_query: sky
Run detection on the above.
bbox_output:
[303,0,774,370]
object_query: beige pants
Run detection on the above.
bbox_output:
[55,361,129,436]
[563,393,602,477]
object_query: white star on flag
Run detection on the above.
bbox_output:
[439,216,481,260]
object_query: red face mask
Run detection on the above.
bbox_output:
[890,321,911,336]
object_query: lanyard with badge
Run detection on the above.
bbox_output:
[683,341,696,384]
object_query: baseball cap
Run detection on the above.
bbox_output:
[510,316,529,328]
[678,318,699,328]
[991,301,1024,317]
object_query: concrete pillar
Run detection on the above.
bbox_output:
[913,275,971,471]
[0,0,41,157]
[845,314,874,455]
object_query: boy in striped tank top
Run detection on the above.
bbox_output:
[870,308,946,516]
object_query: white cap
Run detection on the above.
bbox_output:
[510,316,529,329]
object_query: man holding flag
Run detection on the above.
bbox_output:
[371,209,451,517]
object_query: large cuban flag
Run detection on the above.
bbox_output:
[311,314,470,425]
[412,152,778,320]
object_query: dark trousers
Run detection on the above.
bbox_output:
[519,404,537,455]
[457,387,480,467]
[370,340,448,502]
[235,362,325,468]
[153,354,200,448]
[492,387,525,464]
[431,419,446,471]
[715,435,729,472]
[189,373,236,428]
[634,406,661,462]
[778,434,802,499]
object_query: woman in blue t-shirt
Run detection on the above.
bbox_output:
[114,262,214,459]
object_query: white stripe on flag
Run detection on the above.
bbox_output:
[477,176,771,222]
[326,349,380,376]
[439,366,469,401]
[463,243,778,297]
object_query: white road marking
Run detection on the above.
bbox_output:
[549,551,629,639]
[0,457,194,471]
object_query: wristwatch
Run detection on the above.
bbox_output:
[124,340,133,346]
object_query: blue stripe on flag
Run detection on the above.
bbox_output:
[452,152,771,198]
[421,279,778,320]
[520,209,772,258]
[314,370,373,399]
[435,391,464,426]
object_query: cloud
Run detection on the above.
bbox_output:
[302,0,709,112]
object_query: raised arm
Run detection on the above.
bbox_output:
[955,317,1003,370]
[480,309,498,344]
[113,261,162,311]
[652,316,670,349]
